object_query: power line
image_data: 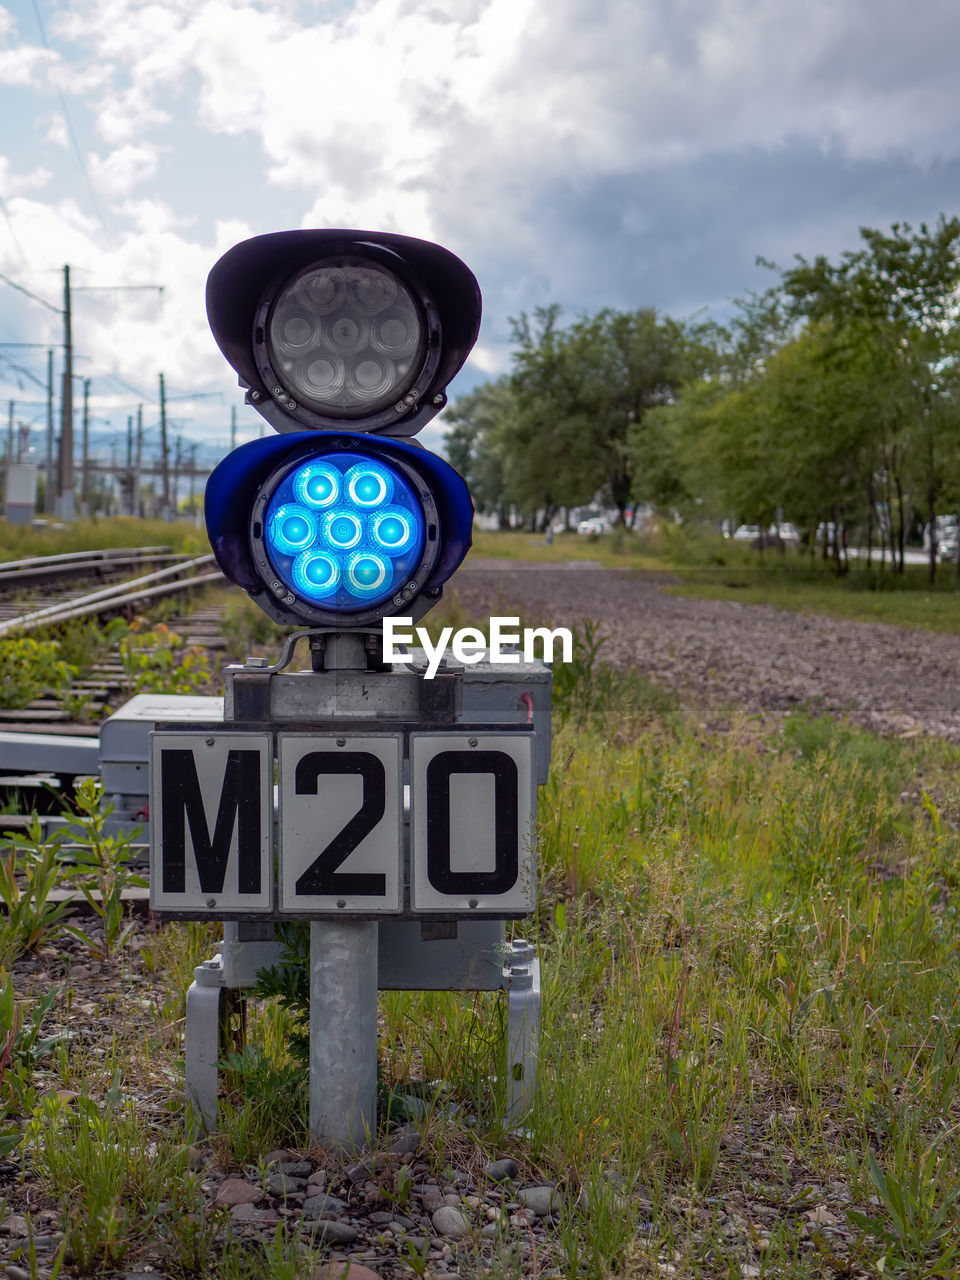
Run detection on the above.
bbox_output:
[30,0,107,233]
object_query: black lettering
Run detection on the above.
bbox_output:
[294,752,387,896]
[426,750,518,895]
[160,748,262,895]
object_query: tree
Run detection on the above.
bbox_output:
[509,306,700,523]
[443,377,517,526]
[780,217,960,579]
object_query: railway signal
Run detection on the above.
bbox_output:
[150,229,548,1146]
[203,229,480,626]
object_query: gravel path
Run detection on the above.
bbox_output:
[452,562,960,740]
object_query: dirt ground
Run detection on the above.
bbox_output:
[452,562,960,741]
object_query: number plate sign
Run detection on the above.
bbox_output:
[278,733,402,913]
[150,731,272,914]
[409,731,536,914]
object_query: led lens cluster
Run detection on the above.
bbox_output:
[267,260,424,418]
[263,450,425,611]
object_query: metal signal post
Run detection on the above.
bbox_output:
[148,230,550,1147]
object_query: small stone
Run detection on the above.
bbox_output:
[367,1210,397,1226]
[518,1185,561,1217]
[346,1159,375,1183]
[184,1145,207,1171]
[0,1215,29,1237]
[420,1185,445,1213]
[388,1125,421,1156]
[5,1266,31,1280]
[308,1245,372,1272]
[264,1148,296,1165]
[302,1193,347,1217]
[483,1158,518,1183]
[230,1203,278,1226]
[268,1172,306,1196]
[442,1193,461,1207]
[432,1205,471,1240]
[214,1179,262,1207]
[481,1223,500,1239]
[406,1236,429,1254]
[306,1219,360,1245]
[280,1159,313,1177]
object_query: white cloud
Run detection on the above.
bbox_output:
[87,143,161,198]
[3,0,960,442]
[0,159,52,198]
[44,111,69,148]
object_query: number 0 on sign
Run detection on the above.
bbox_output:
[409,731,536,913]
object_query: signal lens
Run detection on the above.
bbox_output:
[267,260,424,418]
[262,449,426,611]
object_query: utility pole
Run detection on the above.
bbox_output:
[173,433,182,516]
[45,349,54,513]
[126,415,134,515]
[81,378,90,516]
[59,265,74,519]
[159,372,170,517]
[135,404,143,518]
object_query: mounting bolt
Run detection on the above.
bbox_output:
[205,737,215,747]
[468,737,478,747]
[336,737,346,747]
[245,656,270,669]
[337,899,346,909]
[206,898,216,909]
[468,898,478,908]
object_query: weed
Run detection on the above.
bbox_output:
[847,1144,960,1276]
[0,818,73,966]
[25,1082,196,1273]
[0,636,75,709]
[0,974,68,1155]
[119,618,213,695]
[59,778,146,959]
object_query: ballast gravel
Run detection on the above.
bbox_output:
[452,562,960,740]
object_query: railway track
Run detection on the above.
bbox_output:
[0,546,228,738]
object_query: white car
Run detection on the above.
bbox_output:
[577,517,607,536]
[731,524,760,542]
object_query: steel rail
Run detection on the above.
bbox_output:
[9,571,225,632]
[0,545,174,574]
[0,554,220,636]
[0,552,191,591]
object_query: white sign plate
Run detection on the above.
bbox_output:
[150,731,272,913]
[278,732,403,913]
[409,731,536,913]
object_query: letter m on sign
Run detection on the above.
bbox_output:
[150,731,272,914]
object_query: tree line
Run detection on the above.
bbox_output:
[445,216,960,579]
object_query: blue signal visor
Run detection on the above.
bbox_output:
[205,430,473,606]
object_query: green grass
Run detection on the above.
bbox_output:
[0,515,208,560]
[663,565,960,633]
[7,571,960,1275]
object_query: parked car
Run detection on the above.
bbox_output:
[731,524,761,542]
[577,517,607,536]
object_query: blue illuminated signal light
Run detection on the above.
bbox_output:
[294,462,340,508]
[269,504,318,555]
[262,449,426,611]
[345,461,393,507]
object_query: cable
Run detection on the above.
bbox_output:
[30,0,108,234]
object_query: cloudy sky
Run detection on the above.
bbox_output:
[1,0,959,467]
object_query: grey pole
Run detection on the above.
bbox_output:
[309,629,379,1148]
[309,919,379,1148]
